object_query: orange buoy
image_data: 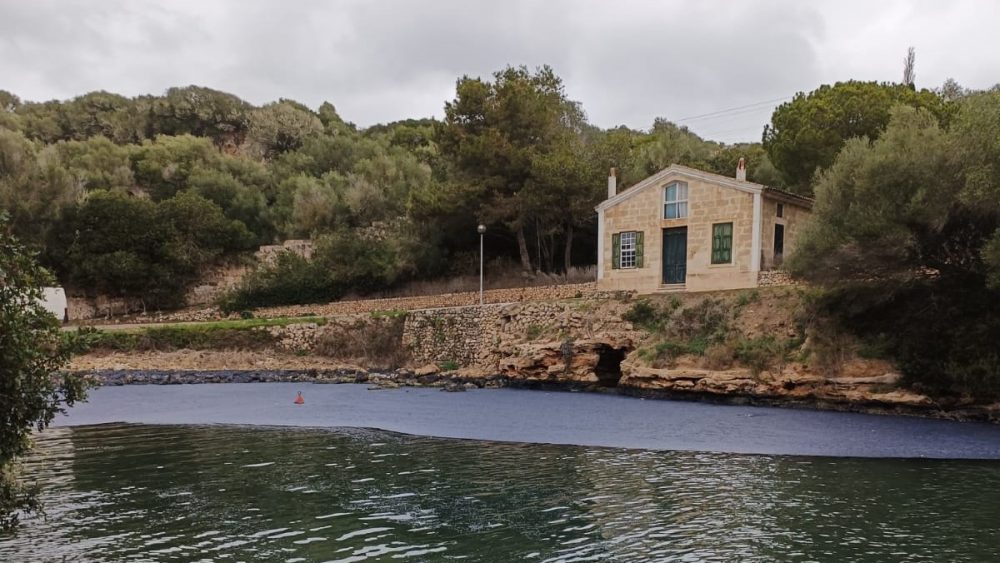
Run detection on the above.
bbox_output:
[294,391,304,405]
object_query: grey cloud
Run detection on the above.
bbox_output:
[0,0,996,143]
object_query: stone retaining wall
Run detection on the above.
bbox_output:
[757,270,797,287]
[69,296,146,320]
[403,304,507,367]
[252,282,599,319]
[403,292,638,369]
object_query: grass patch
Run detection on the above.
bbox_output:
[734,289,760,308]
[370,309,408,319]
[81,316,327,352]
[87,326,277,352]
[734,335,797,376]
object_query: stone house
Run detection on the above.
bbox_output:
[595,160,812,293]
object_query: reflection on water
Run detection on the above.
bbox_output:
[3,424,1000,562]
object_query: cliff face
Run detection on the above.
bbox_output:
[400,288,935,412]
[73,286,983,417]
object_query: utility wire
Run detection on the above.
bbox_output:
[696,124,767,138]
[675,96,791,123]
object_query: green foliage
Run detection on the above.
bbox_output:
[248,102,323,158]
[218,252,331,312]
[630,297,737,369]
[219,230,402,311]
[789,91,1000,399]
[670,298,732,345]
[525,324,546,341]
[53,190,254,308]
[622,298,676,332]
[3,75,793,311]
[149,86,250,141]
[627,297,732,347]
[638,341,690,368]
[438,360,460,372]
[763,81,951,192]
[734,290,760,308]
[0,219,90,531]
[86,324,281,352]
[787,106,964,284]
[130,134,222,200]
[313,317,408,369]
[439,65,592,271]
[735,336,795,376]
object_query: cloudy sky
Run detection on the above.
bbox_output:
[1,0,997,143]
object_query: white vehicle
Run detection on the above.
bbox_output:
[38,287,68,322]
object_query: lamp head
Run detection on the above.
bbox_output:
[477,224,486,234]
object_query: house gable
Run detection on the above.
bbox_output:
[595,164,765,213]
[595,163,814,294]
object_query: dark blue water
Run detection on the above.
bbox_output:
[4,384,1000,561]
[3,423,1000,562]
[52,383,1000,458]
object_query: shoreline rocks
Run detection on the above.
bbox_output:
[71,367,1000,424]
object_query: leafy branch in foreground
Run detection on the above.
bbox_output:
[0,214,91,532]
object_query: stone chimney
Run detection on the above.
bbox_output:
[736,157,747,181]
[607,167,617,198]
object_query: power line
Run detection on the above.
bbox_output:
[675,96,791,123]
[695,124,766,139]
[677,104,778,124]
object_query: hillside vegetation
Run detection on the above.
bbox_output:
[0,71,777,310]
[5,69,1000,400]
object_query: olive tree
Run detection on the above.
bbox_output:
[0,215,89,531]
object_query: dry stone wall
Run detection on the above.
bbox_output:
[403,304,506,367]
[756,270,798,287]
[403,293,639,370]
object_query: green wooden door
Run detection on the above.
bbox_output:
[662,227,687,284]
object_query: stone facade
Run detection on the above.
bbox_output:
[596,165,811,294]
[760,195,811,271]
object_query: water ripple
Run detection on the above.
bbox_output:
[2,424,1000,561]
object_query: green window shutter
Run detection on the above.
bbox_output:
[712,223,734,264]
[635,231,644,268]
[612,232,621,269]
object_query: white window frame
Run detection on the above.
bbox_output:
[664,182,689,219]
[619,231,637,269]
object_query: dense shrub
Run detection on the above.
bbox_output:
[669,298,732,346]
[823,279,1000,399]
[313,317,408,369]
[87,326,277,352]
[219,231,403,312]
[219,252,334,312]
[735,336,794,376]
[623,299,659,330]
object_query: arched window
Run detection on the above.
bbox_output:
[664,182,688,219]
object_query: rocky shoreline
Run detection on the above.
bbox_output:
[72,368,1000,424]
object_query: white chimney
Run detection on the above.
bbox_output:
[736,157,747,181]
[607,167,617,198]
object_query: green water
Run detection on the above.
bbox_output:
[3,423,1000,562]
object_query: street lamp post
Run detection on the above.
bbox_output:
[477,224,486,305]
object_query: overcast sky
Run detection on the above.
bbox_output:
[1,0,997,143]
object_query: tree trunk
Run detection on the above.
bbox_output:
[563,222,574,275]
[516,226,532,272]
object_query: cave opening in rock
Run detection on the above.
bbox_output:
[594,345,627,387]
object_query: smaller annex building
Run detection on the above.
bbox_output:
[596,160,812,293]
